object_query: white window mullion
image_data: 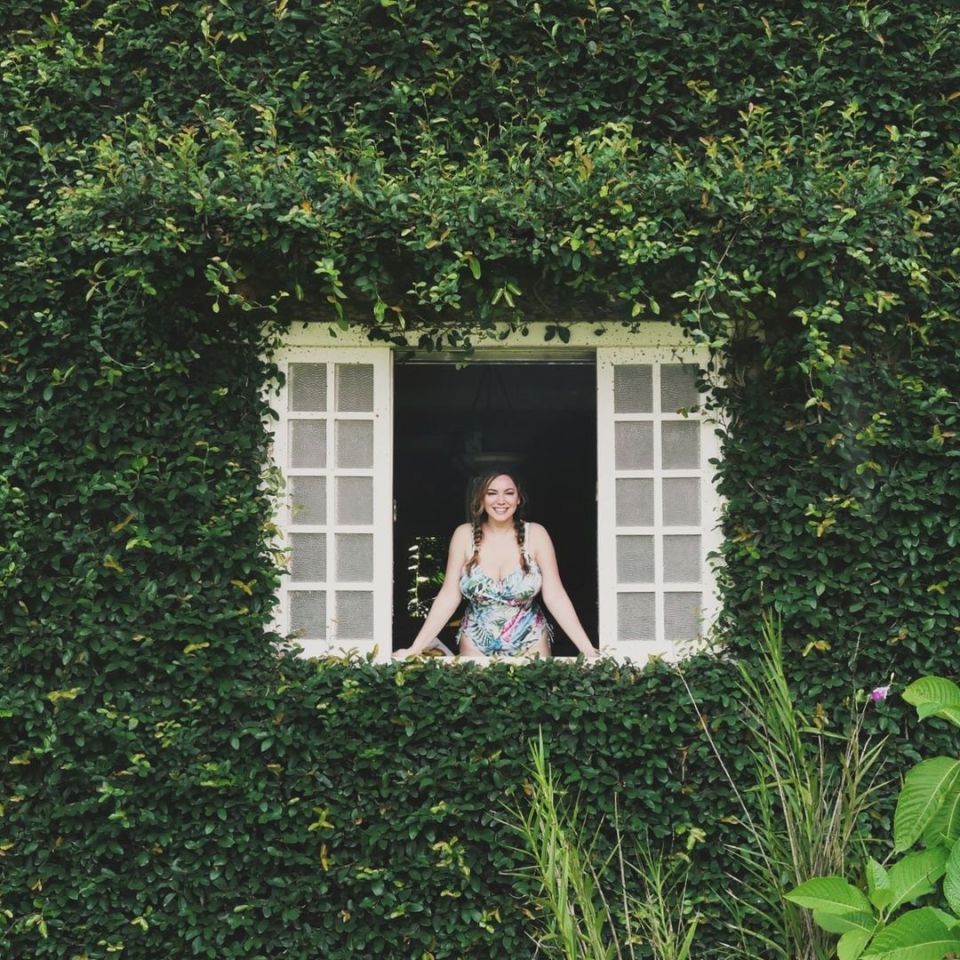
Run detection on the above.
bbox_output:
[325,362,336,642]
[596,354,617,649]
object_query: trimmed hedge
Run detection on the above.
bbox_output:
[2,1,959,957]
[0,654,762,959]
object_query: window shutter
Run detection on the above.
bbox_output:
[597,349,719,661]
[275,348,392,659]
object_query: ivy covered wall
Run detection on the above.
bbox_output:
[2,2,958,956]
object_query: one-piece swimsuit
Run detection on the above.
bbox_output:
[457,524,553,655]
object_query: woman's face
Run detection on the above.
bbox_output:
[483,474,520,522]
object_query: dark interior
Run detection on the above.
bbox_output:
[393,361,597,654]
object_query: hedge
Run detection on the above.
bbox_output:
[2,1,959,957]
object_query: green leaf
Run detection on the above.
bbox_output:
[838,928,872,960]
[862,907,960,959]
[886,848,948,912]
[894,758,960,852]
[923,777,960,847]
[903,678,960,729]
[786,877,873,916]
[867,858,893,911]
[904,677,960,711]
[922,781,960,847]
[813,909,876,935]
[943,841,960,916]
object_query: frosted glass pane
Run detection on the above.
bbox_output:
[335,420,374,469]
[615,422,653,470]
[290,420,327,468]
[290,591,326,639]
[662,478,700,525]
[664,592,701,642]
[290,477,326,525]
[615,479,654,526]
[660,364,699,414]
[289,533,326,582]
[661,421,700,469]
[617,536,655,583]
[336,477,373,524]
[336,534,373,581]
[663,535,701,583]
[336,591,373,639]
[336,364,374,412]
[618,593,656,642]
[288,363,327,412]
[614,365,653,413]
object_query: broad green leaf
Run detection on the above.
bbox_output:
[943,842,960,916]
[894,758,960,852]
[814,909,876,935]
[916,703,960,728]
[886,848,948,912]
[903,677,960,728]
[927,907,960,929]
[862,907,960,959]
[903,677,960,712]
[922,781,960,847]
[786,877,873,916]
[838,928,872,960]
[867,858,893,911]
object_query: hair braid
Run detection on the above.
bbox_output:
[513,513,530,574]
[465,514,484,574]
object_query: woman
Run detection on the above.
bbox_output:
[394,471,599,659]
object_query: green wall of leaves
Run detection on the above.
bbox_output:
[2,1,958,956]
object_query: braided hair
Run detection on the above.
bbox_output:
[464,470,529,575]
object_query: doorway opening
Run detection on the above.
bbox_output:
[393,360,597,655]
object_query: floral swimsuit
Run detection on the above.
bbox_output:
[457,526,553,655]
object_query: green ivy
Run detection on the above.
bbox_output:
[2,2,959,957]
[1,655,753,959]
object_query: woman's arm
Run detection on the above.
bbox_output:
[530,523,599,659]
[394,524,471,658]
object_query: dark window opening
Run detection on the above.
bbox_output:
[393,361,598,655]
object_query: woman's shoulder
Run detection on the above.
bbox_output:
[450,522,473,544]
[525,522,552,548]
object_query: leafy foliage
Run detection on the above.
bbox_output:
[2,1,959,957]
[1,655,747,959]
[787,677,960,960]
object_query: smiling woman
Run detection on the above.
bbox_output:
[394,470,599,659]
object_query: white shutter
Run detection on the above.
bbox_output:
[274,348,392,659]
[597,348,719,662]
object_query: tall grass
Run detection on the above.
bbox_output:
[511,732,700,960]
[682,615,889,960]
[513,616,887,960]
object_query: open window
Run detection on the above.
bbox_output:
[272,348,392,658]
[271,328,719,662]
[597,349,721,661]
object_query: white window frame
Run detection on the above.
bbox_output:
[270,344,393,659]
[597,347,722,663]
[270,323,721,664]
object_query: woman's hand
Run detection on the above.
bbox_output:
[393,647,416,660]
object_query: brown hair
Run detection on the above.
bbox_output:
[464,470,530,575]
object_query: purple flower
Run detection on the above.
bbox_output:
[869,686,890,702]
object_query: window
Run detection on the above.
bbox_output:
[271,348,392,658]
[597,350,721,661]
[271,327,719,662]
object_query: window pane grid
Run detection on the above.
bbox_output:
[607,355,707,651]
[277,352,389,654]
